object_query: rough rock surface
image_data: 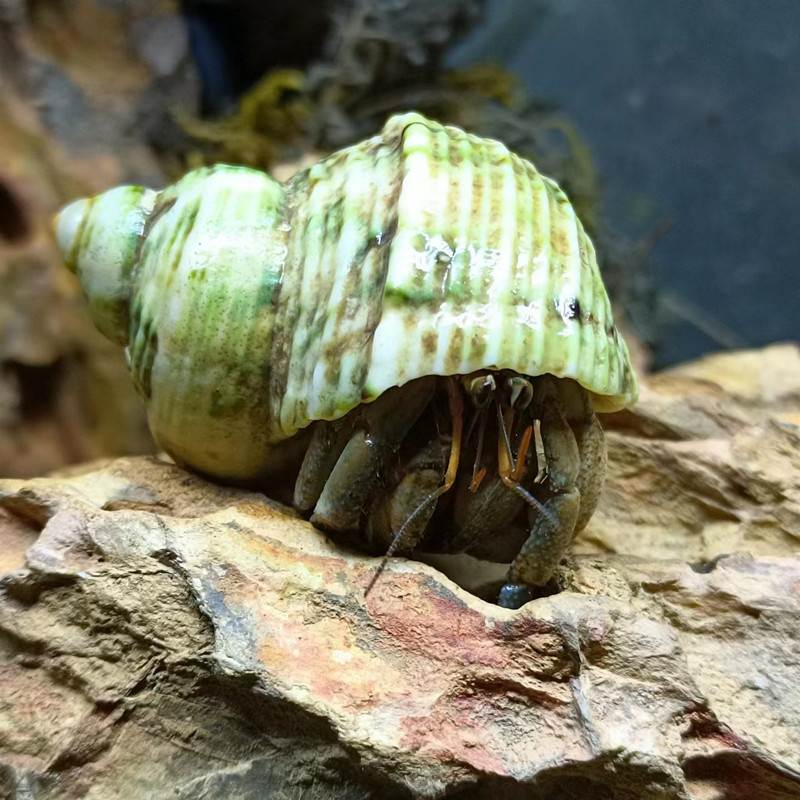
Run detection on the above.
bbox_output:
[1,344,799,799]
[585,343,800,563]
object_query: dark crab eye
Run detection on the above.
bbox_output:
[506,376,533,410]
[466,374,496,409]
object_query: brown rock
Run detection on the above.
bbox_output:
[583,343,800,563]
[2,346,800,800]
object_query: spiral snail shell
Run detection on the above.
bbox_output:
[56,112,637,607]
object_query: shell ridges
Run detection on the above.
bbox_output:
[276,112,637,436]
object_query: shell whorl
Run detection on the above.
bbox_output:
[274,112,638,428]
[57,112,638,482]
[56,186,156,344]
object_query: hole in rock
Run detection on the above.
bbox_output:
[11,361,64,421]
[0,180,32,243]
[689,554,726,574]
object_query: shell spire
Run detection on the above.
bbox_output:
[55,185,157,344]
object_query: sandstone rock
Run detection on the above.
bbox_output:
[2,340,800,798]
[582,343,800,563]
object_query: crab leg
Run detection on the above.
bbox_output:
[446,474,526,556]
[445,411,529,556]
[498,377,582,609]
[572,406,607,534]
[444,376,536,556]
[363,378,463,595]
[294,416,355,514]
[550,377,607,533]
[311,377,435,532]
[366,438,446,553]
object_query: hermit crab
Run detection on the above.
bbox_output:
[55,112,637,608]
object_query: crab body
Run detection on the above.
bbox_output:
[56,112,637,607]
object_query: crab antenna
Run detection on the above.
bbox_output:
[469,408,488,493]
[363,488,440,597]
[497,398,515,466]
[463,406,481,443]
[511,424,533,482]
[495,399,557,526]
[464,373,495,494]
[533,418,547,484]
[364,378,463,598]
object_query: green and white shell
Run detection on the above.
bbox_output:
[56,112,638,482]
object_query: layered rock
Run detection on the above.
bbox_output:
[0,344,799,799]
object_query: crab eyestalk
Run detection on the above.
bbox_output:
[55,185,156,345]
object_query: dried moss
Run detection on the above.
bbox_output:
[178,69,310,170]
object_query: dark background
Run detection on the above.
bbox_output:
[450,0,800,366]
